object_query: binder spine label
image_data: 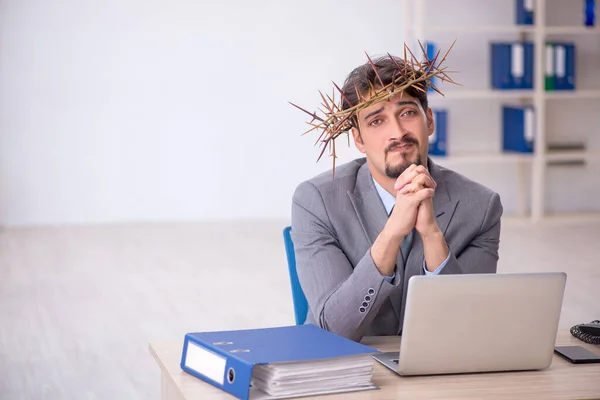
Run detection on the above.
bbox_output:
[545,44,554,76]
[524,0,534,11]
[555,46,566,78]
[524,108,535,143]
[512,43,524,79]
[185,341,227,385]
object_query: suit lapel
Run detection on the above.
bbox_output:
[348,163,408,323]
[347,162,389,248]
[429,158,459,236]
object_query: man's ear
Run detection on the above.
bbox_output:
[351,127,366,154]
[426,107,435,137]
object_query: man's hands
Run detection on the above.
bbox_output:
[371,164,447,277]
[395,164,448,272]
[394,165,437,195]
[391,165,439,238]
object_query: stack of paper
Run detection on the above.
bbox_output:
[251,354,377,398]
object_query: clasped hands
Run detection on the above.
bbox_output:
[386,164,441,241]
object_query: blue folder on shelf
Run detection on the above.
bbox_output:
[552,42,576,90]
[429,109,447,156]
[426,41,437,92]
[516,0,534,25]
[585,0,596,27]
[180,324,381,400]
[491,42,534,90]
[503,105,535,153]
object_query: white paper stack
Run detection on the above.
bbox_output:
[249,354,377,399]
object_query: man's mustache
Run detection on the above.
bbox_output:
[385,138,419,155]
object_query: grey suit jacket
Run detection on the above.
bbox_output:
[290,157,503,342]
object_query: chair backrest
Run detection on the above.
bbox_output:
[282,226,309,325]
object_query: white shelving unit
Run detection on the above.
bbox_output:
[404,0,600,222]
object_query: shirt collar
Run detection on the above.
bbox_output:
[372,178,396,216]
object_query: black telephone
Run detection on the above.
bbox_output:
[570,320,600,345]
[554,320,600,364]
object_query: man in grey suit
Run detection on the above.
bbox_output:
[291,55,503,342]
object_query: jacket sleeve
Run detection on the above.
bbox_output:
[291,181,401,341]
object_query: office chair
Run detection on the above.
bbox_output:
[282,226,309,325]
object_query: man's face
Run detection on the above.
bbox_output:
[352,92,434,180]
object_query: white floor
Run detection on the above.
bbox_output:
[1,219,599,400]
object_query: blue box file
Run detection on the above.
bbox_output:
[585,0,596,27]
[426,42,437,92]
[516,0,535,25]
[429,109,447,156]
[552,42,576,90]
[180,325,381,400]
[503,106,535,153]
[491,42,534,90]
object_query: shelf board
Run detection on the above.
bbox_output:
[424,26,599,35]
[536,212,600,224]
[429,90,600,100]
[431,153,532,163]
[429,90,534,100]
[430,151,600,164]
[546,150,600,162]
[545,90,600,100]
[503,212,600,224]
[546,26,600,34]
[426,25,535,33]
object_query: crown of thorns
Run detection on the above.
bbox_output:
[289,40,459,174]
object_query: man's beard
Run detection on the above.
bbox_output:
[384,138,421,179]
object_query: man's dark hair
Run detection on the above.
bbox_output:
[341,55,429,128]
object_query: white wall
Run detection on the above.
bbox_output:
[1,0,599,227]
[0,0,398,226]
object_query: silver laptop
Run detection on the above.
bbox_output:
[373,272,567,376]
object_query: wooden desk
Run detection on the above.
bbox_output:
[149,330,600,400]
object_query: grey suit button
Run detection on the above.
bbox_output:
[368,288,375,295]
[362,301,369,308]
[359,307,366,313]
[364,295,372,302]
